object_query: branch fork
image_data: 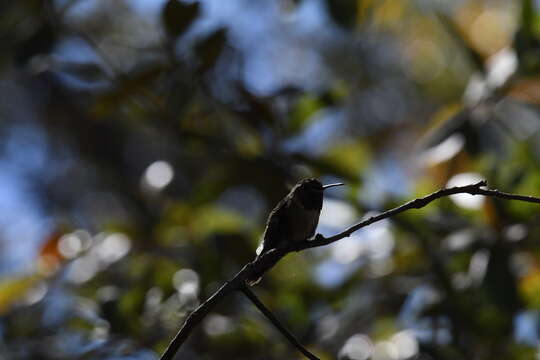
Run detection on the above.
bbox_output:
[161,180,540,360]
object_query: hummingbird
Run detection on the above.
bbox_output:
[251,178,343,279]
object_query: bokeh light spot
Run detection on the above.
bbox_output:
[144,160,174,190]
[447,173,485,209]
[339,333,373,360]
[68,256,99,284]
[58,233,82,259]
[95,233,131,263]
[332,235,363,264]
[173,268,200,298]
[390,330,418,359]
[204,314,234,336]
[372,341,399,360]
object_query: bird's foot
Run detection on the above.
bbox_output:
[313,233,325,241]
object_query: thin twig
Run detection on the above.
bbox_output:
[240,285,320,360]
[474,187,540,204]
[294,180,540,250]
[160,181,540,360]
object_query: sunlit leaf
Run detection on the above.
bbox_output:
[520,265,540,308]
[0,275,40,314]
[192,205,247,237]
[320,141,370,176]
[289,94,326,132]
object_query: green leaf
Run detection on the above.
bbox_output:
[513,0,540,74]
[162,0,200,38]
[289,94,325,132]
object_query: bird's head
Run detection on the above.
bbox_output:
[292,178,343,209]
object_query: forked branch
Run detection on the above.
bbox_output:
[160,180,540,360]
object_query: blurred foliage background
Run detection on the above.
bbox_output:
[2,0,540,359]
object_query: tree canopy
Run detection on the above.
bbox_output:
[2,1,540,359]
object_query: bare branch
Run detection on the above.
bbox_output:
[293,180,540,250]
[160,180,540,360]
[474,187,540,204]
[241,286,320,360]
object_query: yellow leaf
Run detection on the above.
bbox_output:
[0,275,40,314]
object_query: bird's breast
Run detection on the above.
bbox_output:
[288,206,320,243]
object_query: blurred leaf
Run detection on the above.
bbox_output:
[190,157,290,206]
[514,0,540,75]
[483,244,523,315]
[293,153,362,181]
[508,344,537,359]
[162,0,200,38]
[194,28,227,72]
[233,84,276,128]
[274,291,308,326]
[92,65,168,116]
[15,23,57,65]
[371,0,406,28]
[357,0,376,24]
[0,275,40,314]
[419,105,505,158]
[58,62,108,84]
[192,205,247,238]
[507,76,540,104]
[152,258,179,290]
[521,0,536,35]
[521,264,540,308]
[320,141,370,177]
[474,302,509,337]
[418,104,465,150]
[289,94,325,132]
[239,316,267,344]
[324,0,358,29]
[39,229,65,270]
[436,12,485,73]
[371,317,398,341]
[119,287,147,323]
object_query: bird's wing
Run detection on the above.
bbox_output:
[257,196,291,255]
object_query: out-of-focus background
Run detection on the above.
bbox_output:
[2,0,540,359]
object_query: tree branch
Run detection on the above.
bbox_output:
[293,180,540,250]
[160,251,288,360]
[160,271,239,360]
[240,285,320,360]
[160,180,540,360]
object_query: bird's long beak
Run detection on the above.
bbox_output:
[322,182,344,190]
